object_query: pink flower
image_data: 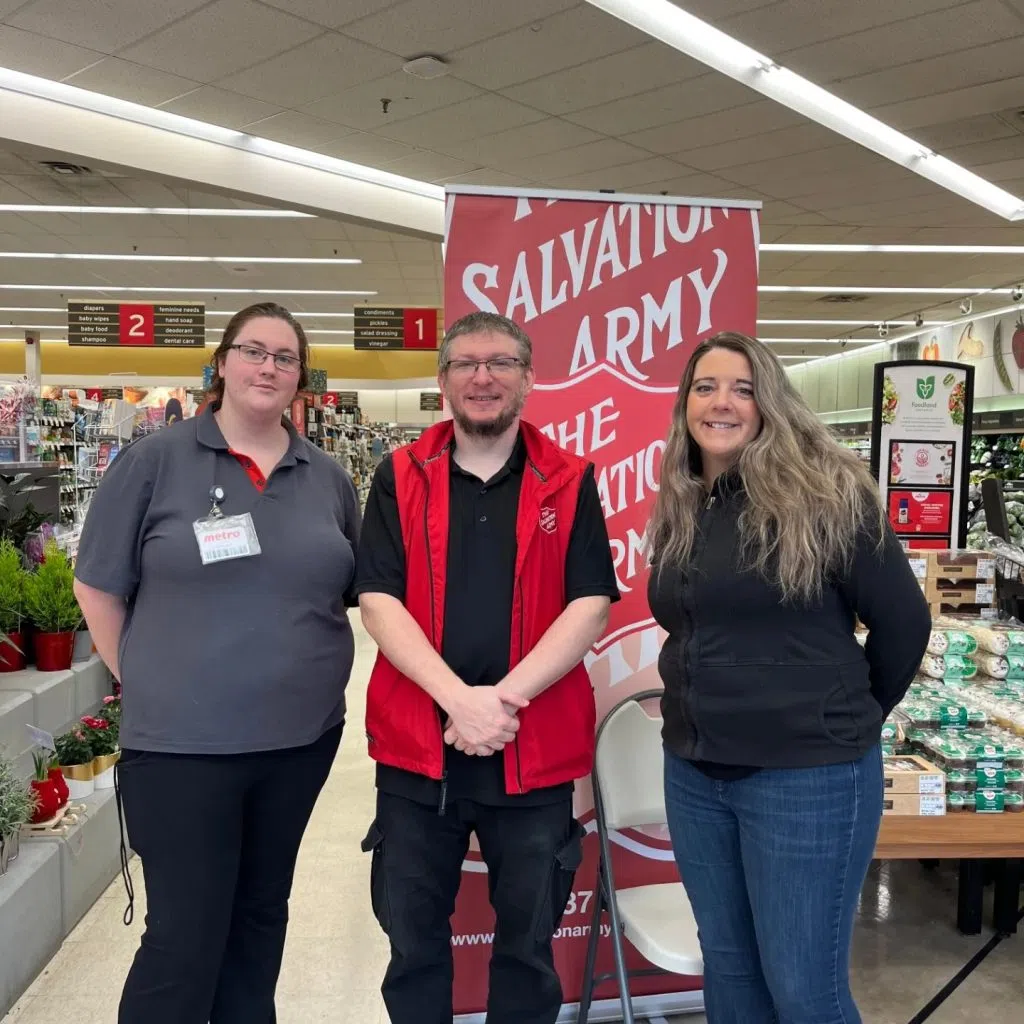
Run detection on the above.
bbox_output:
[103,695,117,705]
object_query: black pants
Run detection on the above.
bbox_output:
[363,790,584,1024]
[116,724,342,1024]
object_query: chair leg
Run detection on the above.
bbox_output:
[576,862,605,1024]
[608,904,636,1024]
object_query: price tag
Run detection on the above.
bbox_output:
[907,558,927,579]
[975,584,995,604]
[26,725,56,752]
[976,558,995,580]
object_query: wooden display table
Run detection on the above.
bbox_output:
[875,815,1024,934]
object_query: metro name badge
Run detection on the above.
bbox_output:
[193,513,262,565]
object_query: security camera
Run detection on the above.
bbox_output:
[1012,285,1023,303]
[878,323,889,339]
[914,313,924,328]
[959,297,973,316]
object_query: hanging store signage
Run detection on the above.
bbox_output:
[67,302,206,347]
[322,391,359,410]
[353,305,438,350]
[419,392,443,411]
[870,360,975,551]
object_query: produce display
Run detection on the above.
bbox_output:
[881,618,1024,813]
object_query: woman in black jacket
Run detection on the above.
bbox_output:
[647,332,930,1024]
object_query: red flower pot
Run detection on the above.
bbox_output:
[0,632,25,672]
[29,778,61,824]
[48,767,69,807]
[33,631,75,672]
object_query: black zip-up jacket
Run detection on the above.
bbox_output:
[648,474,931,769]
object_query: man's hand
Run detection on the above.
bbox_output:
[444,686,528,754]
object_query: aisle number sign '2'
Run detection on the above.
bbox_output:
[353,305,438,350]
[66,302,206,347]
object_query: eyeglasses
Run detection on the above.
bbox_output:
[444,357,525,378]
[229,343,302,374]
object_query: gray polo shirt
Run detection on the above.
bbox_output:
[74,406,360,755]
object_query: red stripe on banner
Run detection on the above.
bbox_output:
[443,189,759,1016]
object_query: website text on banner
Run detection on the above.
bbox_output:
[443,188,760,1016]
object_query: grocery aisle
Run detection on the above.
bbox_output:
[2,618,1021,1024]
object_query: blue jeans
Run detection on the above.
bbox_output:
[663,747,883,1024]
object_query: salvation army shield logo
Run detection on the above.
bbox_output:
[539,506,557,534]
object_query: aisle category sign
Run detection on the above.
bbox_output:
[870,361,975,550]
[353,305,438,350]
[67,302,206,347]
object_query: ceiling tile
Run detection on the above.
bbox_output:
[879,77,1024,131]
[0,25,103,79]
[442,118,602,165]
[157,86,283,128]
[255,0,397,29]
[450,5,646,91]
[680,123,838,172]
[241,111,355,148]
[549,156,690,190]
[316,132,418,167]
[913,114,1020,150]
[120,0,323,81]
[838,38,1024,109]
[623,101,802,156]
[975,156,1024,182]
[392,239,438,261]
[634,172,755,200]
[217,31,400,107]
[377,150,482,183]
[446,168,536,187]
[949,136,1024,171]
[342,0,577,55]
[7,0,211,53]
[62,58,198,106]
[500,138,650,181]
[565,74,759,135]
[720,0,970,55]
[670,0,783,15]
[301,72,480,131]
[500,41,702,116]
[377,94,544,148]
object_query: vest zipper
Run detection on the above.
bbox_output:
[513,577,525,795]
[416,458,449,817]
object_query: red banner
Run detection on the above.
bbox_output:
[444,188,759,1017]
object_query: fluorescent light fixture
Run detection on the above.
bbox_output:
[584,0,1024,222]
[0,66,443,204]
[0,204,313,217]
[758,318,946,326]
[759,286,1015,295]
[0,252,360,264]
[0,285,376,295]
[763,244,1024,254]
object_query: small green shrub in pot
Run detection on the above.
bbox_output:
[24,541,81,671]
[0,753,34,871]
[0,538,28,671]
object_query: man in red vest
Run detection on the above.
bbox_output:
[355,311,618,1024]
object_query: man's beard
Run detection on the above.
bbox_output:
[451,386,526,438]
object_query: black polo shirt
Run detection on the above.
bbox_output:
[354,435,619,807]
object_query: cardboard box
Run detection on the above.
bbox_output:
[923,578,996,605]
[905,550,997,581]
[884,755,946,795]
[883,793,947,816]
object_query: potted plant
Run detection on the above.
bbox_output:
[73,620,94,663]
[0,754,33,874]
[0,538,26,672]
[55,728,94,798]
[23,541,81,671]
[81,714,119,789]
[47,752,69,807]
[29,751,62,823]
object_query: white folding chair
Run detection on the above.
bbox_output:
[576,689,703,1024]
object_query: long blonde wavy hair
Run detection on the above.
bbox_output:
[648,332,886,604]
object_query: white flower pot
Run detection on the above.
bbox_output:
[73,629,94,662]
[62,762,95,798]
[92,752,119,790]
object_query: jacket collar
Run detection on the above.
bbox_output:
[408,418,572,484]
[195,402,310,464]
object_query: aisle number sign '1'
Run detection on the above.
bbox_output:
[353,306,438,350]
[67,302,206,347]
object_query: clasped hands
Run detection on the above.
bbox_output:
[443,683,529,757]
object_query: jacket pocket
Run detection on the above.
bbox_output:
[535,817,585,942]
[691,663,862,759]
[825,662,883,746]
[360,820,391,934]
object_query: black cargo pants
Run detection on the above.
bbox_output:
[362,790,584,1024]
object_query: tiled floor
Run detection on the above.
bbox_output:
[3,620,1022,1023]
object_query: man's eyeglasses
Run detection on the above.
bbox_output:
[444,357,525,378]
[229,343,302,374]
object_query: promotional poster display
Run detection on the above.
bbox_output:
[870,361,975,552]
[444,185,760,1019]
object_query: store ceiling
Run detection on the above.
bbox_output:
[0,0,1023,364]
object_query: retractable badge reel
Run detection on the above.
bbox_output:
[193,485,262,565]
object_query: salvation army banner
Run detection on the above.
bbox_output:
[443,186,760,1019]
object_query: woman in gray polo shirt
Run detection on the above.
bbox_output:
[73,302,360,1024]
